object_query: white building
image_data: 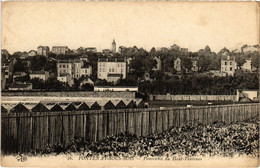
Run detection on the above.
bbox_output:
[221,55,237,76]
[97,57,127,83]
[30,71,50,81]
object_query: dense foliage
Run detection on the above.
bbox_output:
[138,73,259,95]
[30,115,259,158]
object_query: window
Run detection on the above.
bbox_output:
[225,62,227,65]
[99,68,102,72]
[225,67,227,71]
[230,67,232,71]
[112,68,114,72]
[230,62,232,65]
[63,65,65,68]
[85,69,88,73]
[118,63,120,67]
[109,68,111,72]
[103,68,105,72]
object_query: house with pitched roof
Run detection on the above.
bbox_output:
[37,46,50,56]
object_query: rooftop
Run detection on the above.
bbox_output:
[221,55,236,61]
[38,46,49,49]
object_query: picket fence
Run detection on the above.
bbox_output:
[1,103,259,154]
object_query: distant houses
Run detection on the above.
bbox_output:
[1,43,259,91]
[57,56,92,86]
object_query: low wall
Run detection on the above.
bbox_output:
[1,91,136,98]
[149,95,237,102]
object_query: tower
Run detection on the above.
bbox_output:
[112,39,116,53]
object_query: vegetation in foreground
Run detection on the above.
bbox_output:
[19,115,259,159]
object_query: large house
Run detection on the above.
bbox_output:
[221,55,237,76]
[97,57,127,83]
[37,46,50,56]
[30,71,50,81]
[57,57,92,86]
[52,46,69,55]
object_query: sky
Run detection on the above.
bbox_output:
[1,2,259,54]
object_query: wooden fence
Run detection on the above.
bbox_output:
[1,103,259,154]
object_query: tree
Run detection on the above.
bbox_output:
[251,52,260,69]
[182,57,192,72]
[30,56,47,71]
[44,59,57,74]
[31,78,45,89]
[95,79,113,86]
[235,55,246,68]
[12,52,23,58]
[204,45,211,53]
[44,77,71,90]
[81,83,94,91]
[198,55,211,72]
[13,58,27,72]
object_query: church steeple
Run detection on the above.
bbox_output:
[112,39,116,53]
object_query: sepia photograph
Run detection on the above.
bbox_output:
[1,1,259,167]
